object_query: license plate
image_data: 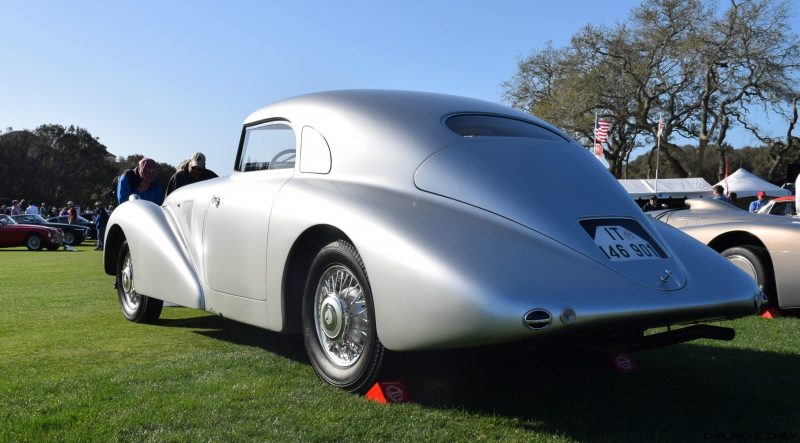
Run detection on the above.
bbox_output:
[593,225,661,261]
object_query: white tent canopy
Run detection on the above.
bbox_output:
[714,168,790,198]
[618,178,713,199]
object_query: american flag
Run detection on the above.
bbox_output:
[657,115,665,138]
[595,119,611,143]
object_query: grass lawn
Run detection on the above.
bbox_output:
[1,244,799,442]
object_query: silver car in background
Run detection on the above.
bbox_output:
[103,90,761,392]
[655,197,800,312]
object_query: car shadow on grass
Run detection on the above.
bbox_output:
[381,344,800,441]
[155,313,799,441]
[157,312,310,365]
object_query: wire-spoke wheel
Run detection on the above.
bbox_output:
[116,240,163,323]
[25,234,43,251]
[302,240,383,392]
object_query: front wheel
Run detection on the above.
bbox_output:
[302,240,384,392]
[722,245,776,306]
[63,231,76,245]
[116,240,163,323]
[25,234,43,251]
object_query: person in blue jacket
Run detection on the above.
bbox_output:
[117,157,164,205]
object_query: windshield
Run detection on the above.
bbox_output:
[13,214,47,224]
[0,214,17,224]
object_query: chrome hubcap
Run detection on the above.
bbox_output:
[727,255,758,281]
[314,265,369,367]
[120,254,140,309]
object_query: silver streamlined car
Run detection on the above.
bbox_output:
[103,90,762,392]
[654,197,800,311]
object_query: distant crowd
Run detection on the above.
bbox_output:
[0,199,107,219]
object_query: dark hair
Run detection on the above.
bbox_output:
[713,185,725,194]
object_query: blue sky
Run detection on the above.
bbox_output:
[1,1,796,175]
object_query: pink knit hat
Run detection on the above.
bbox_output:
[139,158,157,181]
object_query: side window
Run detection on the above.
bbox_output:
[238,123,296,172]
[299,126,332,174]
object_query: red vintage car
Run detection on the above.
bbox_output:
[0,214,63,250]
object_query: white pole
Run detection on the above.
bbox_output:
[655,114,661,195]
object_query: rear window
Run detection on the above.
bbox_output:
[446,114,567,141]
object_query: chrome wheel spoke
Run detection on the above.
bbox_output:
[314,264,369,367]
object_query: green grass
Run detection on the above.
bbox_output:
[1,245,799,442]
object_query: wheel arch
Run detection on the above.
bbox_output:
[104,224,126,275]
[281,224,353,333]
[707,230,777,301]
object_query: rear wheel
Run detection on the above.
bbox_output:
[722,246,776,306]
[25,234,43,251]
[116,240,163,323]
[302,240,384,392]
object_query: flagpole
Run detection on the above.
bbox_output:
[593,113,597,155]
[655,114,661,196]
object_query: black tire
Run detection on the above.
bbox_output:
[116,240,163,323]
[63,231,76,246]
[25,234,43,251]
[302,240,384,393]
[721,246,776,306]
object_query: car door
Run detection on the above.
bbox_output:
[0,217,13,246]
[0,217,24,246]
[202,121,296,301]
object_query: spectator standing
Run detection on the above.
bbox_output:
[642,196,659,211]
[66,201,77,224]
[165,152,218,197]
[93,201,110,251]
[117,157,164,205]
[712,185,731,203]
[10,200,21,215]
[39,202,48,217]
[749,191,767,213]
[25,201,39,215]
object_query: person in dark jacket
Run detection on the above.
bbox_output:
[93,201,110,251]
[117,157,164,205]
[165,152,218,197]
[642,196,659,211]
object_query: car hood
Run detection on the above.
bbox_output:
[414,137,688,290]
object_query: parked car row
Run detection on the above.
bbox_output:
[0,214,64,250]
[11,214,91,245]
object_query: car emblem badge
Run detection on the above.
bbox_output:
[660,269,673,283]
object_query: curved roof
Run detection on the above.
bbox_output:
[242,90,576,185]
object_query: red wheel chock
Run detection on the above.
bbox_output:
[365,380,411,404]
